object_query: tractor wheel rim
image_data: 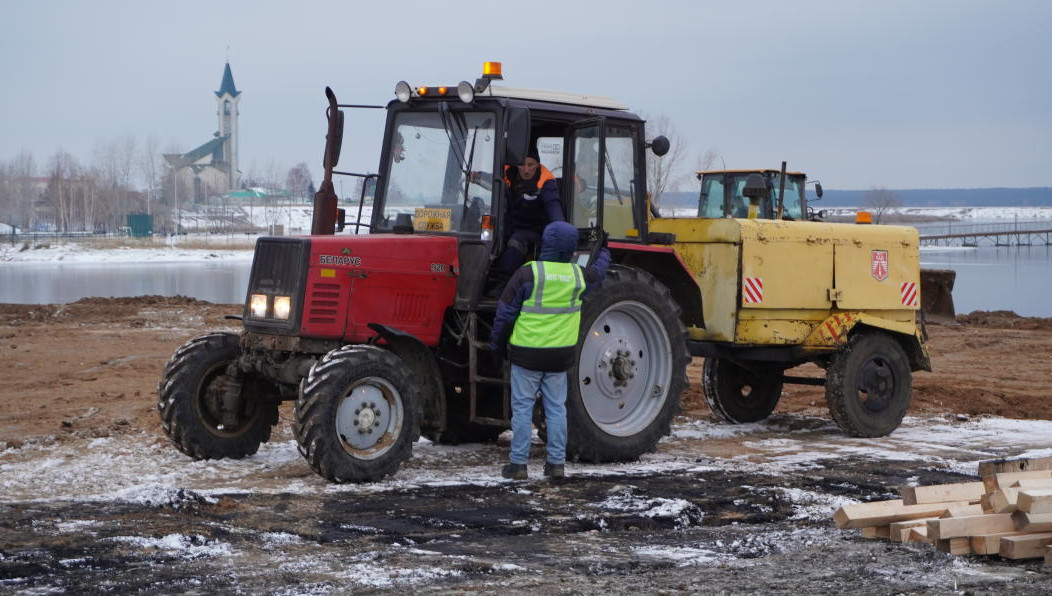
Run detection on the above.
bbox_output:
[858,356,894,412]
[335,377,403,459]
[196,362,254,436]
[579,301,672,437]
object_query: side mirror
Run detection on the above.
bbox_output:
[361,176,377,203]
[815,182,823,198]
[504,107,531,165]
[649,135,670,157]
[322,87,345,170]
[335,208,347,232]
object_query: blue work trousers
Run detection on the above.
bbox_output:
[509,364,567,465]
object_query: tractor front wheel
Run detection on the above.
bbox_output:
[157,333,279,459]
[294,345,420,482]
[826,331,912,437]
[702,358,783,423]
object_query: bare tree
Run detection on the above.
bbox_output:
[138,134,162,216]
[640,112,687,209]
[863,186,901,224]
[44,150,82,231]
[285,162,313,201]
[0,150,39,230]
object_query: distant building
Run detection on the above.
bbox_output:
[164,62,242,201]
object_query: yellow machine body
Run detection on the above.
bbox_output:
[649,217,927,362]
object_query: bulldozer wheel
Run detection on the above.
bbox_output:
[157,333,279,460]
[567,266,688,462]
[294,345,420,482]
[702,358,783,423]
[826,331,912,437]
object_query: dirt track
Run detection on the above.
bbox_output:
[3,297,1050,444]
[2,298,1052,592]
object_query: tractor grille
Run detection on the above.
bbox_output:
[393,292,429,322]
[242,237,310,335]
[306,282,341,326]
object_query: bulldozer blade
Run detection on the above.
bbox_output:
[920,268,957,323]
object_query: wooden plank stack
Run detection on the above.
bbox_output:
[832,455,1052,564]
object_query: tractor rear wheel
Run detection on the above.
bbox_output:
[294,345,420,482]
[826,331,912,437]
[157,333,279,459]
[702,358,783,423]
[567,266,688,462]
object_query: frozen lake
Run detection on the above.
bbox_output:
[1,233,1050,317]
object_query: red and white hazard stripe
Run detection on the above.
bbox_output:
[900,281,918,306]
[743,277,763,304]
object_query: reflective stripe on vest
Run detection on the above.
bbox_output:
[510,261,584,349]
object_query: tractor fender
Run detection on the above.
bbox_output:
[367,323,447,433]
[609,242,703,329]
[804,313,931,372]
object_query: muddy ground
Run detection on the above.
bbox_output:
[2,298,1052,593]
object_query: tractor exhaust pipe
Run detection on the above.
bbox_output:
[312,87,345,236]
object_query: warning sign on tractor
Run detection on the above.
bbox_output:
[414,208,452,232]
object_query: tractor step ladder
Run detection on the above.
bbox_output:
[467,313,510,425]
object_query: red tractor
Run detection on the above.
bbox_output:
[158,63,698,482]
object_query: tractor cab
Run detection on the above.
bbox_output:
[695,169,822,221]
[318,62,669,308]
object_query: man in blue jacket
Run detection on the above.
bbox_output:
[473,147,565,297]
[489,221,611,479]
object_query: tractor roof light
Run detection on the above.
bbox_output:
[394,80,412,103]
[482,61,503,79]
[457,80,474,103]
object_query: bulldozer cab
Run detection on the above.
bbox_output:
[697,169,811,220]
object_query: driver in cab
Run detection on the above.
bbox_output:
[472,146,565,295]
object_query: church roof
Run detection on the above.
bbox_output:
[164,136,227,169]
[215,62,241,98]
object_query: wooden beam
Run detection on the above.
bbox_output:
[890,518,938,543]
[978,455,1052,478]
[908,526,932,544]
[899,482,985,506]
[940,503,985,518]
[834,500,973,529]
[927,513,1015,541]
[999,532,1052,560]
[1011,478,1052,490]
[1017,489,1052,514]
[1012,511,1052,532]
[982,488,1019,514]
[936,537,971,555]
[970,533,1024,556]
[861,525,890,539]
[983,470,1052,494]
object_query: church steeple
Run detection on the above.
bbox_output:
[215,62,241,190]
[215,62,241,97]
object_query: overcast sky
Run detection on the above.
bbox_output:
[2,0,1049,190]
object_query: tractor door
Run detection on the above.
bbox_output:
[565,119,644,240]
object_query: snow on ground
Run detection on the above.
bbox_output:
[0,241,256,264]
[3,415,1050,512]
[821,205,1052,221]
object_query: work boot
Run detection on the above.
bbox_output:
[501,463,528,480]
[543,462,565,479]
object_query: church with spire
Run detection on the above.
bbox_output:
[164,62,242,201]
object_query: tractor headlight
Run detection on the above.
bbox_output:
[394,80,412,103]
[249,294,268,318]
[273,296,292,320]
[457,80,474,103]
